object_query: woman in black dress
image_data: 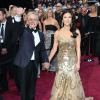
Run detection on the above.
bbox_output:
[95,6,100,64]
[87,4,98,57]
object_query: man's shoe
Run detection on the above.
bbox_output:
[0,96,3,100]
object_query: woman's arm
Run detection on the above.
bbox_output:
[43,20,46,34]
[48,30,59,62]
[54,20,60,30]
[76,29,81,71]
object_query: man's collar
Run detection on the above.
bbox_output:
[1,20,7,25]
[30,27,38,33]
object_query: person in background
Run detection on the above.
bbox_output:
[0,8,21,93]
[43,7,59,71]
[7,5,25,79]
[54,2,63,27]
[78,5,89,56]
[86,4,98,61]
[95,5,100,64]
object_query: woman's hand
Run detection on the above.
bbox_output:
[75,62,80,71]
[42,62,50,71]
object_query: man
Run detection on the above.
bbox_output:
[14,11,49,100]
[0,6,24,92]
[55,2,62,27]
[7,5,24,79]
[0,8,17,93]
[78,6,89,56]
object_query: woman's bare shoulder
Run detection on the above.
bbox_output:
[76,29,80,35]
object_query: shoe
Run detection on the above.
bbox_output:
[0,96,3,100]
[84,58,94,62]
[37,75,40,78]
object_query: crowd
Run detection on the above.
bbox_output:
[0,1,100,100]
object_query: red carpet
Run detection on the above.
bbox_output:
[1,56,100,100]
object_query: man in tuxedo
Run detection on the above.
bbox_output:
[7,5,25,78]
[55,3,62,28]
[78,6,89,55]
[0,8,15,93]
[14,11,49,100]
[0,8,23,93]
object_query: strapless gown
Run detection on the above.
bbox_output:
[45,25,57,71]
[50,35,93,100]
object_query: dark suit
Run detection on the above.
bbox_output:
[0,96,3,100]
[78,13,89,55]
[0,18,23,92]
[14,27,48,100]
[0,20,15,92]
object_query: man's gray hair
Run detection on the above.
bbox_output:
[27,10,39,21]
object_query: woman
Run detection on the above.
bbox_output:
[48,9,93,100]
[87,4,98,57]
[38,8,45,32]
[95,6,100,64]
[43,7,60,71]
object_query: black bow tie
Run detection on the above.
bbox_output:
[31,29,38,33]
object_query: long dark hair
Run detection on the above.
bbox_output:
[61,9,78,38]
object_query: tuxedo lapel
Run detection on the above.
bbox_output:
[38,31,42,43]
[4,20,10,41]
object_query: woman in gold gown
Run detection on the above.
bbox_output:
[48,9,93,100]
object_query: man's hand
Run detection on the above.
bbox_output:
[42,62,50,70]
[1,48,8,55]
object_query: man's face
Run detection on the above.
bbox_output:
[0,11,6,22]
[56,4,62,11]
[81,7,87,15]
[27,13,39,29]
[11,6,17,16]
[38,4,42,10]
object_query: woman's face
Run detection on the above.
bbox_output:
[47,9,53,18]
[62,12,72,26]
[38,9,43,17]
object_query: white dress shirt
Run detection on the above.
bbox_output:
[0,21,6,43]
[31,31,40,60]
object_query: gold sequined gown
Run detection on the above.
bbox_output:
[50,36,93,100]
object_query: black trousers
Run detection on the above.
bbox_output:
[0,63,8,90]
[14,60,38,100]
[81,36,89,55]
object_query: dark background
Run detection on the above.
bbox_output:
[0,0,33,9]
[0,0,100,9]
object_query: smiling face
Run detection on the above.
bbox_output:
[27,12,39,29]
[62,12,72,27]
[47,9,53,18]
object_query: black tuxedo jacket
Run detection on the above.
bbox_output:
[0,18,24,64]
[14,27,48,68]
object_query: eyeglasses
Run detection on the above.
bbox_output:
[56,6,61,7]
[27,18,38,22]
[28,18,38,21]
